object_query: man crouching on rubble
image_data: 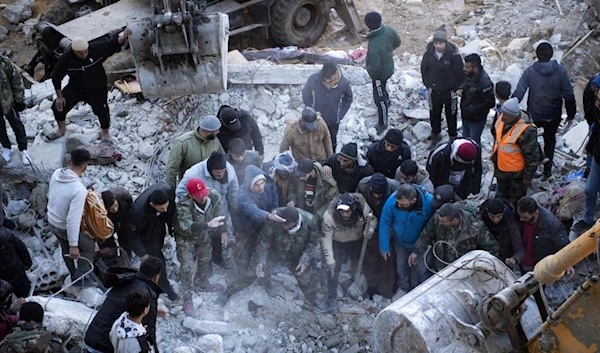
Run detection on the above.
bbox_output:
[47,28,132,142]
[255,207,327,312]
[84,256,165,353]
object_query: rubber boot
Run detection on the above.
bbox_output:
[215,291,232,307]
[328,297,339,315]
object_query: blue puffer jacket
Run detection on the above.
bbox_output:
[513,60,576,122]
[233,165,279,233]
[379,184,434,252]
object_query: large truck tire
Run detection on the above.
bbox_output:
[269,0,331,47]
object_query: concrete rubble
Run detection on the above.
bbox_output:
[1,0,598,351]
[2,0,34,24]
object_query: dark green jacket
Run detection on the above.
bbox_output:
[366,25,401,81]
[255,208,320,266]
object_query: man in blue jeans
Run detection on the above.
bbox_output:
[458,54,495,147]
[571,74,600,236]
[378,184,434,300]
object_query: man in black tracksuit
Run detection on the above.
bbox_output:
[302,62,353,151]
[460,54,495,147]
[366,129,412,179]
[49,29,131,142]
[513,43,576,179]
[84,256,163,353]
[217,105,265,158]
[420,25,464,148]
[127,183,177,300]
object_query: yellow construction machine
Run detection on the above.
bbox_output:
[373,219,600,353]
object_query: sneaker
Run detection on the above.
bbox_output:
[1,148,12,162]
[215,291,232,307]
[167,290,178,301]
[375,124,387,134]
[198,283,224,293]
[571,220,594,236]
[328,298,339,315]
[183,300,197,317]
[21,150,31,166]
[305,298,327,313]
[539,156,550,165]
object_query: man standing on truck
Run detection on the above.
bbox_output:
[47,28,132,142]
[364,12,401,133]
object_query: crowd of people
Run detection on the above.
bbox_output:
[0,9,597,353]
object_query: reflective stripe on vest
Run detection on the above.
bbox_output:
[493,116,530,172]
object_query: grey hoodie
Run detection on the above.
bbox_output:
[513,60,576,122]
[47,168,87,246]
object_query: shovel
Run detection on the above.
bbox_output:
[347,216,372,299]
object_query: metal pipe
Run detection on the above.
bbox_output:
[540,275,598,332]
[534,218,600,285]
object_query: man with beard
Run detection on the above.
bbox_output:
[287,159,338,223]
[357,173,400,298]
[322,193,376,313]
[366,129,412,179]
[216,166,284,306]
[176,151,238,268]
[323,142,374,193]
[262,151,297,206]
[226,138,261,184]
[480,198,525,269]
[379,184,433,299]
[166,116,224,186]
[459,53,495,147]
[516,196,572,276]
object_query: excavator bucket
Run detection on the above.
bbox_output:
[128,11,229,98]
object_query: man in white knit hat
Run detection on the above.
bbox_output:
[47,28,132,142]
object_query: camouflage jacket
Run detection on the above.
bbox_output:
[256,208,320,266]
[174,189,225,239]
[492,116,540,180]
[0,55,25,115]
[413,207,499,271]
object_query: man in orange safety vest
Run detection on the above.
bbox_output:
[492,97,540,207]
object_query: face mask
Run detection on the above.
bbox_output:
[287,218,302,234]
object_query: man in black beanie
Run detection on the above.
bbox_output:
[513,42,576,180]
[323,142,374,193]
[364,11,401,132]
[302,62,353,151]
[420,24,465,149]
[217,105,264,158]
[366,129,412,178]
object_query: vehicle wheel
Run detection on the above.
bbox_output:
[269,0,331,47]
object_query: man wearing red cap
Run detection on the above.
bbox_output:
[174,178,227,317]
[426,138,482,199]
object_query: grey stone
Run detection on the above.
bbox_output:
[3,0,34,24]
[27,138,66,171]
[318,316,336,331]
[197,334,224,353]
[19,234,42,252]
[413,121,432,142]
[324,337,340,348]
[182,318,230,335]
[0,26,8,42]
[66,134,93,153]
[29,183,49,215]
[6,200,28,216]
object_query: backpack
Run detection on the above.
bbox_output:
[81,190,114,243]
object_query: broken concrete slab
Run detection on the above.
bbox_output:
[30,296,97,340]
[27,137,66,172]
[403,108,429,120]
[3,0,34,24]
[228,63,370,86]
[182,318,230,335]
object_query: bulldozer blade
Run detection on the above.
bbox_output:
[128,13,229,98]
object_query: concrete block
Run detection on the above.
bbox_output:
[507,37,531,52]
[30,296,97,340]
[228,63,370,86]
[182,318,230,335]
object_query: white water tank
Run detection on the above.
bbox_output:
[373,250,543,353]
